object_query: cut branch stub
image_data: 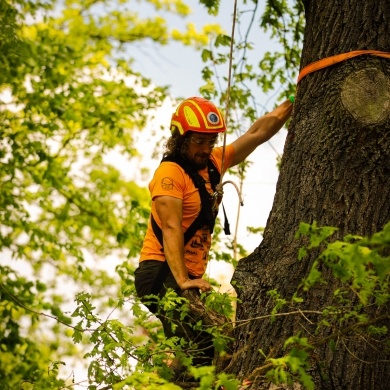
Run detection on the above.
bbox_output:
[341,67,390,125]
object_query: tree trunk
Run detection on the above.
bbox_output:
[229,0,390,388]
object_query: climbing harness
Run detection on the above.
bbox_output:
[149,154,230,302]
[151,154,229,250]
[297,50,390,83]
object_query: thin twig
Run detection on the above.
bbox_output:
[0,283,85,331]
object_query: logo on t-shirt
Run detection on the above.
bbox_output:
[161,177,174,190]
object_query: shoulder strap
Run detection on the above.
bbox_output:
[151,154,220,249]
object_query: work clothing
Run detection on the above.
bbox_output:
[134,144,235,367]
[139,145,234,277]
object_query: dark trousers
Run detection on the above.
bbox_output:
[134,260,214,366]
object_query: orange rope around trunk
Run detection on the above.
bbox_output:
[297,50,390,83]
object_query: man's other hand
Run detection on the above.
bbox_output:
[180,278,213,292]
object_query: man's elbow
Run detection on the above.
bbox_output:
[161,222,182,235]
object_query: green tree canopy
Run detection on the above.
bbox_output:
[0,0,226,388]
[6,1,379,390]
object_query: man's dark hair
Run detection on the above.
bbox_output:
[163,127,190,159]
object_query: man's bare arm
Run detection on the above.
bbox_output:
[230,99,293,167]
[155,195,212,292]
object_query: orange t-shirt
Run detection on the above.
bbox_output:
[139,145,235,277]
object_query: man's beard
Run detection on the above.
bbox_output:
[190,153,210,170]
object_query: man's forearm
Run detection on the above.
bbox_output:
[162,227,189,288]
[161,227,213,292]
[230,99,293,166]
[249,99,293,143]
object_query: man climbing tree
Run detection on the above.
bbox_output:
[134,96,293,379]
[227,0,390,389]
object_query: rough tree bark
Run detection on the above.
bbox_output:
[229,1,390,389]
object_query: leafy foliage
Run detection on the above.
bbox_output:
[199,0,304,119]
[0,0,226,388]
[3,0,387,389]
[1,0,304,387]
[259,222,390,389]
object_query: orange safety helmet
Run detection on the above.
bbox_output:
[170,97,226,135]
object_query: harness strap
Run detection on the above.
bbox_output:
[221,203,230,235]
[151,211,205,249]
